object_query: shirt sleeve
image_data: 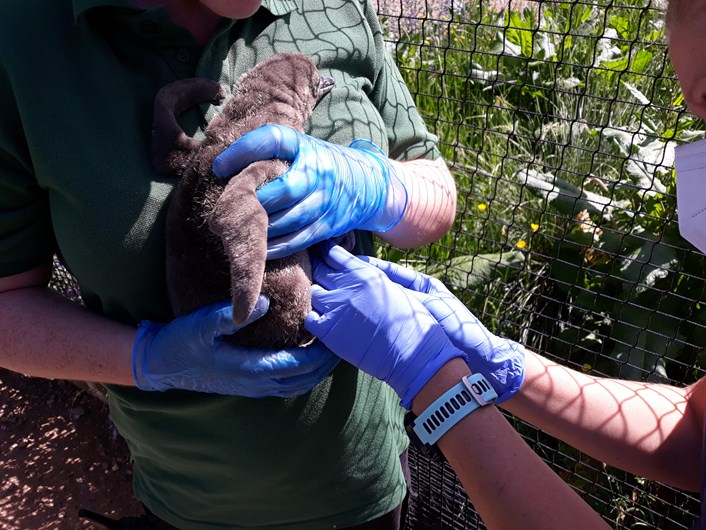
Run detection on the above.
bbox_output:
[0,65,56,277]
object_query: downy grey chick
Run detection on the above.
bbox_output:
[150,52,336,348]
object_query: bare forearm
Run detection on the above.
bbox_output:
[0,286,136,386]
[412,360,609,530]
[502,350,700,490]
[380,157,457,247]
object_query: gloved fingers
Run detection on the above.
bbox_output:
[421,291,516,361]
[199,296,269,344]
[269,354,340,397]
[265,221,335,259]
[308,283,353,314]
[411,291,492,350]
[212,124,301,178]
[265,235,301,261]
[304,307,377,366]
[306,286,326,310]
[361,256,452,298]
[302,311,343,350]
[410,291,458,323]
[358,256,434,292]
[192,301,237,342]
[311,256,378,292]
[315,243,370,273]
[304,308,329,338]
[212,350,293,383]
[265,190,328,238]
[306,282,388,350]
[265,201,357,258]
[256,164,321,214]
[228,340,337,378]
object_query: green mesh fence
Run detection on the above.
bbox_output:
[47,0,706,528]
[372,0,704,528]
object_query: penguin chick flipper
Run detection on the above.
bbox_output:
[207,162,271,325]
[151,78,227,175]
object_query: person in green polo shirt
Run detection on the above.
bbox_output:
[0,1,457,529]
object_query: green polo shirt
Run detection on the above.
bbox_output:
[0,1,441,528]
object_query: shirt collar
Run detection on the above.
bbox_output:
[72,0,297,21]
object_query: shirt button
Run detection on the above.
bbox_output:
[176,49,192,63]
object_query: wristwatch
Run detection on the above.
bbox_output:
[408,373,497,448]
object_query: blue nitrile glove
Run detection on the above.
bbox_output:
[133,296,339,397]
[212,124,408,260]
[359,257,525,404]
[304,244,466,409]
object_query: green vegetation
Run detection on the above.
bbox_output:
[377,3,705,526]
[379,0,706,385]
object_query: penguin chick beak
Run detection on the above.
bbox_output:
[317,75,336,99]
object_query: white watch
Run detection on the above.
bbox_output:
[411,373,497,446]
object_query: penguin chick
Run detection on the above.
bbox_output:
[150,52,337,348]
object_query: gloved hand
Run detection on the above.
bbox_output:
[304,244,466,409]
[359,256,526,404]
[212,124,408,259]
[133,296,339,397]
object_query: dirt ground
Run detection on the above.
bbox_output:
[0,368,143,530]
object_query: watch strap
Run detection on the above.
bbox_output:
[404,411,447,463]
[412,373,497,446]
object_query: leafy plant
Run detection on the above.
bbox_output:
[382,0,706,385]
[378,2,706,526]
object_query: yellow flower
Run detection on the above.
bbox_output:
[516,240,527,249]
[582,363,592,373]
[531,223,539,231]
[477,203,488,211]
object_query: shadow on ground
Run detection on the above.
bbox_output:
[0,369,142,529]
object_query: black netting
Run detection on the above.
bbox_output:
[49,257,83,305]
[372,0,703,528]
